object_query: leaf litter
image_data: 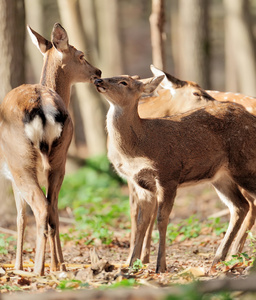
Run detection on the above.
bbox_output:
[1,183,256,294]
[0,227,255,294]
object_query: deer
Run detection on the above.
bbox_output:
[127,65,256,270]
[94,75,256,273]
[0,23,101,275]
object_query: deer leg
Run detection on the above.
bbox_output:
[127,180,157,264]
[47,167,66,272]
[12,183,27,270]
[15,183,48,275]
[127,181,138,264]
[211,179,249,270]
[228,190,256,256]
[156,185,176,273]
[141,196,158,263]
[129,188,155,267]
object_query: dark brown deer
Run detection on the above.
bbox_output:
[94,75,256,273]
[127,65,256,269]
[0,23,101,275]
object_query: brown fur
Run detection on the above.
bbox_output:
[0,23,101,275]
[129,67,256,270]
[95,75,256,273]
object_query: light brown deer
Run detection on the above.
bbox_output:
[94,75,256,273]
[0,23,101,275]
[128,66,256,269]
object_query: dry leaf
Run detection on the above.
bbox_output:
[11,270,37,277]
[178,266,205,277]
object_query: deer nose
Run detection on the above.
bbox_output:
[94,78,103,85]
[96,68,102,77]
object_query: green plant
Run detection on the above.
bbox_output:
[132,259,144,272]
[57,279,88,290]
[221,252,251,268]
[0,234,15,255]
[109,278,137,289]
[247,230,256,254]
[166,215,202,243]
[0,284,21,291]
[58,155,130,245]
[207,217,228,236]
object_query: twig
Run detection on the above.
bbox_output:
[208,209,229,219]
[59,217,75,224]
[0,227,17,235]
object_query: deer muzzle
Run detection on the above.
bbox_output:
[94,79,106,93]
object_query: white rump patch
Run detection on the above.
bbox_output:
[43,104,63,145]
[24,115,44,148]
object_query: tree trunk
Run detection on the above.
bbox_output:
[94,0,124,76]
[24,0,44,83]
[0,0,25,100]
[177,0,210,89]
[0,0,25,226]
[224,0,256,96]
[57,0,107,157]
[149,0,166,71]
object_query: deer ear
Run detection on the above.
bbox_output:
[131,75,141,80]
[51,23,69,52]
[150,64,170,87]
[142,75,165,94]
[27,25,52,55]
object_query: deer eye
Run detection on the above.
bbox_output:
[79,54,85,60]
[119,81,128,86]
[193,92,200,97]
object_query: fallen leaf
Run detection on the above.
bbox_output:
[17,277,30,286]
[178,266,205,277]
[11,270,37,277]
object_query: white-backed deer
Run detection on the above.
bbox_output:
[0,23,101,275]
[128,66,256,268]
[94,75,256,273]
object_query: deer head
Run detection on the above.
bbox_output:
[94,75,164,107]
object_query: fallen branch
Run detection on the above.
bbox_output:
[59,217,75,224]
[208,208,229,219]
[198,273,256,293]
[1,262,128,270]
[0,227,17,235]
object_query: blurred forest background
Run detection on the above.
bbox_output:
[0,0,256,225]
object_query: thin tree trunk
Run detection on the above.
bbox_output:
[224,0,256,96]
[149,0,166,71]
[24,0,44,83]
[0,0,25,225]
[57,0,107,157]
[177,0,210,88]
[94,0,123,76]
[0,0,25,100]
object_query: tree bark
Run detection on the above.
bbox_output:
[0,0,25,226]
[94,0,124,76]
[149,0,166,71]
[224,0,256,96]
[0,0,25,100]
[177,0,210,89]
[57,0,107,157]
[24,0,44,83]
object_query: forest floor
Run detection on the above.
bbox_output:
[1,183,256,299]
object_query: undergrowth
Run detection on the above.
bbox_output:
[58,155,130,244]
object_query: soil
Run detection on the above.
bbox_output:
[0,183,255,296]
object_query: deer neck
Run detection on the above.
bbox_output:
[107,101,142,152]
[39,51,71,109]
